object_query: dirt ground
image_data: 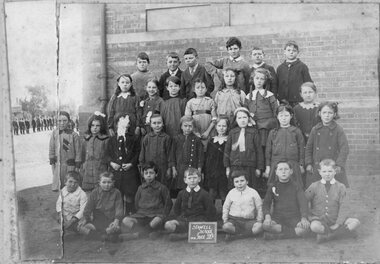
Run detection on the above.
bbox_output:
[17,173,380,263]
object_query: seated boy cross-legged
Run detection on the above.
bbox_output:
[222,170,263,241]
[120,161,173,240]
[262,161,310,240]
[164,168,216,241]
[305,159,360,243]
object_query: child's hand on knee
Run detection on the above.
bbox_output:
[306,164,313,173]
[329,223,339,231]
[298,217,310,229]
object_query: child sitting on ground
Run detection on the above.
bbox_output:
[305,159,360,243]
[79,171,123,242]
[164,168,216,241]
[222,170,263,241]
[56,171,88,234]
[262,161,310,240]
[120,162,172,240]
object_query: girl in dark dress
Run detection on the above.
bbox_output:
[205,117,229,205]
[107,74,142,137]
[108,113,141,215]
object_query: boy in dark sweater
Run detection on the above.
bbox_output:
[276,41,312,106]
[164,168,216,241]
[120,162,172,240]
[262,161,310,239]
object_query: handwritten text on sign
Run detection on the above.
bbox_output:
[188,222,217,243]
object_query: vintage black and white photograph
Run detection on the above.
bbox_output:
[1,1,380,263]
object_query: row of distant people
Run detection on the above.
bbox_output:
[12,116,79,135]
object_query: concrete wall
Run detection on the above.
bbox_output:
[81,3,380,175]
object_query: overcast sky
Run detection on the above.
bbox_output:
[5,1,83,111]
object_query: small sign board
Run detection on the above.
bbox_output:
[188,222,217,243]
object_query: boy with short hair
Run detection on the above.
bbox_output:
[305,159,360,243]
[205,37,251,94]
[131,52,156,99]
[251,47,278,95]
[262,161,310,240]
[164,168,216,241]
[158,52,183,100]
[79,171,123,241]
[222,170,263,241]
[180,48,214,99]
[56,171,88,234]
[120,162,173,240]
[276,41,312,106]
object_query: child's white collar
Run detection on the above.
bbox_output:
[213,135,227,144]
[186,185,200,193]
[230,56,242,62]
[252,62,265,68]
[246,89,274,99]
[321,179,336,184]
[118,92,130,99]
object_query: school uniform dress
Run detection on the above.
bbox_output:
[305,179,350,226]
[108,132,141,199]
[223,187,263,234]
[265,126,305,188]
[305,121,349,188]
[251,62,278,95]
[263,180,308,233]
[131,180,173,222]
[159,96,187,138]
[224,127,265,188]
[293,102,320,143]
[83,186,124,232]
[180,64,214,99]
[81,134,110,192]
[170,133,204,190]
[107,93,141,133]
[276,59,312,105]
[131,70,156,99]
[158,68,183,100]
[185,97,217,139]
[139,131,172,185]
[171,185,216,232]
[246,89,279,147]
[56,186,88,231]
[205,136,228,200]
[214,88,246,123]
[205,56,251,94]
[49,128,81,191]
[140,95,164,134]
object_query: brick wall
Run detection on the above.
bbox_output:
[83,3,380,175]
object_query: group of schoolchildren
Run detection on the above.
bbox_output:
[53,37,360,245]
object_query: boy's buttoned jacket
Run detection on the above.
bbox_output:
[276,59,312,103]
[305,121,349,168]
[305,180,349,225]
[224,127,264,169]
[265,126,305,166]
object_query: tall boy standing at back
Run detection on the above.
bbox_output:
[251,47,278,95]
[276,41,312,106]
[158,52,183,100]
[205,37,251,94]
[180,48,214,99]
[131,52,156,99]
